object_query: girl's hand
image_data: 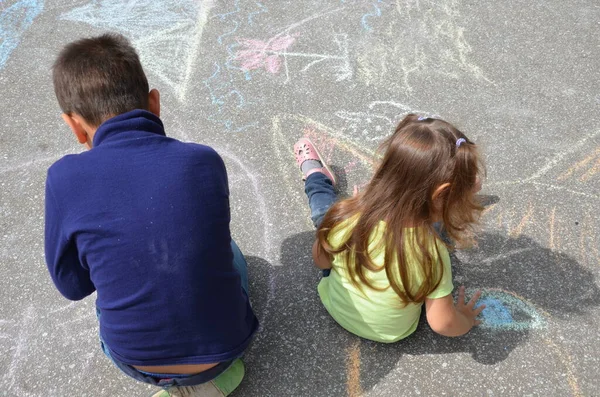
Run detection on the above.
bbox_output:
[456,286,485,326]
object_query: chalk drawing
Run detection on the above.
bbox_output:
[346,340,363,397]
[234,32,352,82]
[212,0,242,45]
[1,306,34,394]
[557,145,600,182]
[226,6,351,83]
[578,214,599,270]
[60,0,214,101]
[204,4,351,130]
[340,0,384,32]
[235,34,298,74]
[469,285,583,397]
[549,207,557,250]
[335,101,429,143]
[202,0,271,131]
[508,202,534,238]
[247,1,267,26]
[0,0,44,70]
[170,127,276,338]
[355,0,490,90]
[271,111,394,231]
[543,337,583,397]
[471,288,547,331]
[203,61,258,132]
[0,151,72,175]
[478,247,536,266]
[361,0,383,32]
[271,102,430,204]
[0,298,101,396]
[487,129,600,198]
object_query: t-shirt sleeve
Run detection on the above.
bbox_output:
[426,243,454,299]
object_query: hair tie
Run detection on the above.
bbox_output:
[418,116,427,121]
[456,138,466,147]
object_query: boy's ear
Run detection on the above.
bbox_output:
[61,113,89,145]
[432,183,451,202]
[148,89,160,118]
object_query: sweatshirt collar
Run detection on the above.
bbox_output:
[93,110,165,147]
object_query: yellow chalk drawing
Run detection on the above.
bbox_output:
[509,202,534,238]
[346,340,363,397]
[549,207,556,250]
[579,215,600,269]
[543,337,583,397]
[496,212,503,228]
[557,146,600,182]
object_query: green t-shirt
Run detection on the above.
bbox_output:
[318,219,453,343]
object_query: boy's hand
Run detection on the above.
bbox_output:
[456,286,485,326]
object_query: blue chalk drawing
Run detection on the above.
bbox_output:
[247,2,267,26]
[476,297,514,327]
[60,0,214,101]
[202,1,270,131]
[0,0,44,70]
[361,0,382,32]
[212,0,241,45]
[341,0,382,31]
[203,62,257,132]
[471,288,547,331]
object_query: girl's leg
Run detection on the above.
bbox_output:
[294,138,338,229]
[305,172,337,228]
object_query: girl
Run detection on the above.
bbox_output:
[293,114,485,342]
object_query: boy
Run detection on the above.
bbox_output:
[45,33,258,397]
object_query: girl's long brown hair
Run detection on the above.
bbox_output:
[316,114,484,304]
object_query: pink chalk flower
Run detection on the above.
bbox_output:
[235,35,297,74]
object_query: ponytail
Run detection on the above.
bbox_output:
[442,138,484,245]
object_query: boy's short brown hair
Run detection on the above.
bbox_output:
[53,33,149,127]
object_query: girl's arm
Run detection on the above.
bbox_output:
[312,239,333,270]
[425,287,485,337]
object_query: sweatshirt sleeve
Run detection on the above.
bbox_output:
[44,176,96,301]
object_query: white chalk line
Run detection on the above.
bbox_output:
[268,6,345,46]
[3,306,35,393]
[216,147,273,261]
[0,152,72,175]
[48,301,77,314]
[262,6,348,82]
[260,50,346,60]
[527,129,600,181]
[486,180,600,200]
[60,0,213,101]
[171,127,277,332]
[180,0,214,101]
[479,247,536,264]
[216,147,279,344]
[484,129,600,198]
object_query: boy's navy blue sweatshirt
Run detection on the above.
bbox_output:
[44,110,258,366]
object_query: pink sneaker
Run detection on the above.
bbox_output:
[293,138,337,185]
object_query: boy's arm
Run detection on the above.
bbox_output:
[312,239,332,270]
[45,179,95,301]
